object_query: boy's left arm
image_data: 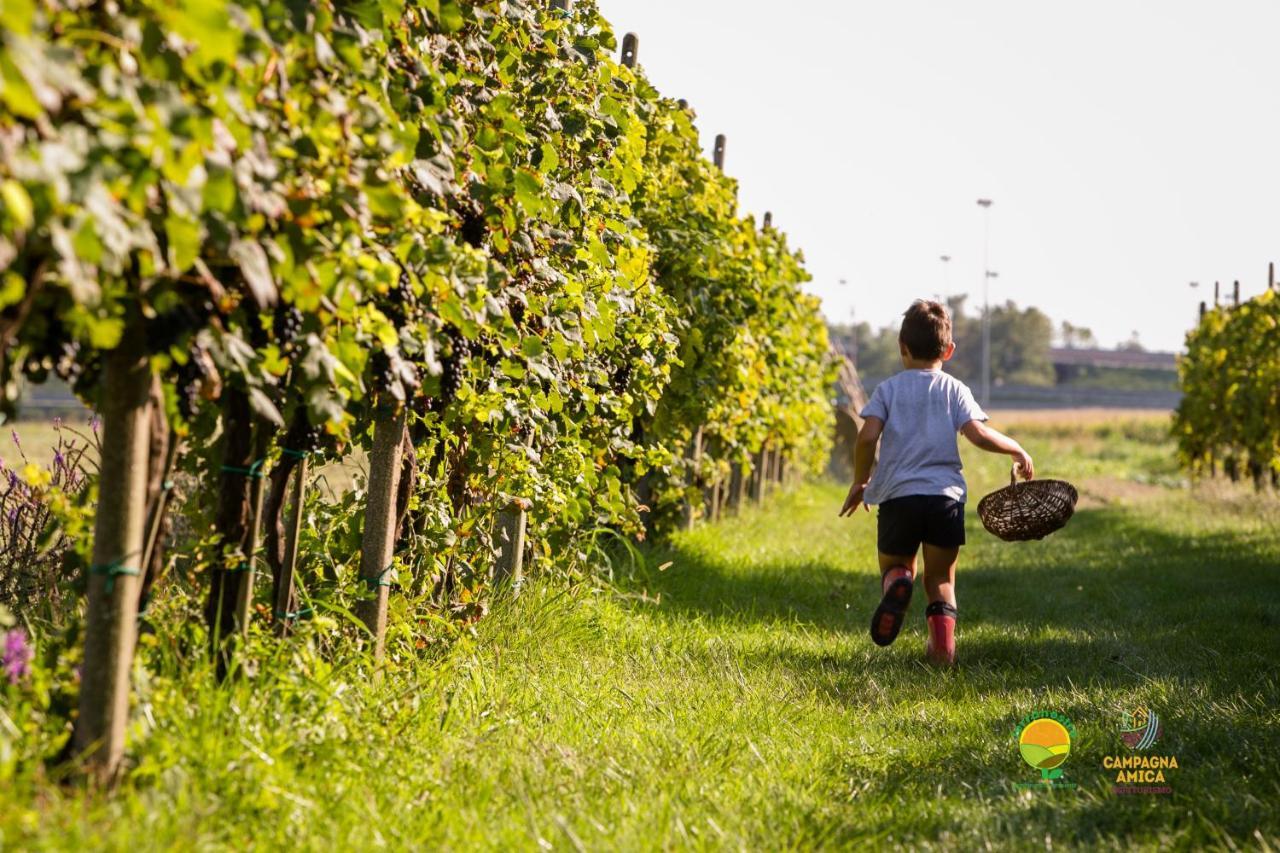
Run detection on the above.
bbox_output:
[839,416,883,516]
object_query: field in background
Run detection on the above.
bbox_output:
[3,412,1277,848]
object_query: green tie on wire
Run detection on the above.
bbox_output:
[361,564,395,590]
[90,560,140,594]
[220,458,265,479]
[280,447,309,460]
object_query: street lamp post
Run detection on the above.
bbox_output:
[976,199,994,406]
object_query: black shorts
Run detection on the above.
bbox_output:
[876,495,966,556]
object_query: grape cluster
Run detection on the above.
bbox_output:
[508,297,526,328]
[145,296,216,355]
[611,361,632,395]
[273,304,304,348]
[459,208,486,249]
[382,271,415,328]
[175,344,209,421]
[370,350,395,396]
[284,411,324,453]
[439,327,472,404]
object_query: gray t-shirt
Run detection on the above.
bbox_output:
[859,369,987,505]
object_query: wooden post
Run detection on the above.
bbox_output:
[1233,280,1240,306]
[751,448,766,504]
[551,0,571,10]
[356,405,407,662]
[1270,261,1275,291]
[621,33,638,67]
[273,454,308,635]
[713,134,726,171]
[763,211,772,229]
[681,426,704,531]
[235,429,270,636]
[729,463,745,513]
[1199,301,1206,319]
[677,98,689,110]
[1214,281,1219,306]
[75,314,151,783]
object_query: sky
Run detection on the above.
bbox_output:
[595,0,1280,352]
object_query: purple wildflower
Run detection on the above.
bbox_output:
[7,470,16,487]
[6,507,16,524]
[3,628,33,685]
[52,416,62,430]
[89,414,101,434]
[53,450,64,467]
[9,430,19,449]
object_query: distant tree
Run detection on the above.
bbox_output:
[1058,321,1098,349]
[835,295,1054,387]
[1117,330,1145,352]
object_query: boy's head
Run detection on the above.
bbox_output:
[898,299,955,363]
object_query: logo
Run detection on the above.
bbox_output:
[1015,710,1077,788]
[1104,707,1178,794]
[1120,706,1162,750]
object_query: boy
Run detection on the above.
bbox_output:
[838,299,1034,666]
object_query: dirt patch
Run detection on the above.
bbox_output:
[1075,475,1169,509]
[987,408,1172,427]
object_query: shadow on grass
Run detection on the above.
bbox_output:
[621,507,1280,693]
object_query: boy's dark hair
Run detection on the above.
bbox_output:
[899,299,952,360]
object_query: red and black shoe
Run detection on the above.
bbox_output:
[869,565,915,647]
[925,601,958,666]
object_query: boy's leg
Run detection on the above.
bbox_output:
[922,544,959,665]
[878,552,917,590]
[869,551,916,646]
[920,544,957,607]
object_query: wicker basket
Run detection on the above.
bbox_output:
[977,467,1078,542]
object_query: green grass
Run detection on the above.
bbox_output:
[3,413,1279,849]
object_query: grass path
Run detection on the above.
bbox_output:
[4,415,1280,849]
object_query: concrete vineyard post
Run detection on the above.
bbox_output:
[273,455,309,636]
[714,135,726,171]
[1233,280,1240,307]
[494,432,532,588]
[621,33,638,68]
[75,314,152,784]
[356,405,408,662]
[763,211,772,229]
[494,503,528,590]
[550,0,572,10]
[686,425,706,532]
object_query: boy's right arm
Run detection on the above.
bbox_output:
[839,416,883,516]
[960,420,1035,479]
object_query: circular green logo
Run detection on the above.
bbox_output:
[1017,711,1074,781]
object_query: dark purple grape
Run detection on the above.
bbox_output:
[273,305,304,347]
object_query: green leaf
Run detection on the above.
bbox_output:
[438,1,464,32]
[0,272,25,310]
[0,180,33,230]
[164,214,201,272]
[86,316,125,349]
[0,0,34,34]
[513,169,545,216]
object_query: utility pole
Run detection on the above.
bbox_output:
[976,199,994,406]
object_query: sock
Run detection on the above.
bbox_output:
[881,564,914,596]
[925,601,958,663]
